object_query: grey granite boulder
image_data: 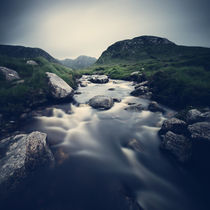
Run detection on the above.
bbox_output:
[0,131,54,193]
[160,131,192,163]
[159,118,187,135]
[188,122,210,142]
[46,72,74,100]
[89,95,114,110]
[89,75,109,83]
[0,66,20,81]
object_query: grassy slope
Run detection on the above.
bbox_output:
[79,50,210,109]
[0,56,77,120]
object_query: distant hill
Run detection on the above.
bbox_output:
[0,45,57,62]
[60,55,97,69]
[97,35,210,65]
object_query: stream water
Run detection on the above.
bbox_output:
[2,76,209,210]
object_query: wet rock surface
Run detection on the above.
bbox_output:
[148,101,165,113]
[89,95,114,110]
[89,75,109,83]
[0,131,54,194]
[46,72,74,100]
[160,131,192,163]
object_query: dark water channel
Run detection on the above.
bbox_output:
[2,77,210,210]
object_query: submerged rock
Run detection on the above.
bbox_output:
[0,66,20,81]
[160,131,192,163]
[89,95,114,110]
[0,131,54,193]
[188,122,210,142]
[148,101,164,113]
[159,118,187,135]
[46,72,74,100]
[89,75,109,83]
[124,104,144,112]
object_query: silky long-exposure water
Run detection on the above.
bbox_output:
[2,76,209,210]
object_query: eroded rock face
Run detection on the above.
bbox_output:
[89,95,114,110]
[0,131,54,193]
[46,72,74,100]
[89,75,109,84]
[188,122,210,142]
[0,66,20,81]
[160,131,192,163]
[159,118,187,135]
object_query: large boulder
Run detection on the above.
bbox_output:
[89,75,109,84]
[0,131,54,193]
[89,95,114,110]
[0,66,20,81]
[160,131,192,163]
[159,118,187,135]
[188,122,210,142]
[46,72,74,100]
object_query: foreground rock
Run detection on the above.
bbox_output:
[188,122,210,142]
[186,109,210,123]
[160,131,192,163]
[89,75,109,83]
[89,95,114,110]
[46,72,74,100]
[0,66,20,81]
[0,131,54,194]
[148,101,164,113]
[159,118,187,135]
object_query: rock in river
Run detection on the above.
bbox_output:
[46,72,74,100]
[159,118,187,135]
[148,101,164,113]
[188,122,210,142]
[89,95,114,110]
[0,131,54,193]
[160,131,192,163]
[0,66,20,81]
[89,75,109,83]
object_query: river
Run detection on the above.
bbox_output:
[2,76,209,210]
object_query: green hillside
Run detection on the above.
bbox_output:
[0,55,77,124]
[81,36,210,109]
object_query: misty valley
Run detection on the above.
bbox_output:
[0,36,210,210]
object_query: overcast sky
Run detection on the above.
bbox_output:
[0,0,210,59]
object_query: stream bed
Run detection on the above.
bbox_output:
[2,77,209,210]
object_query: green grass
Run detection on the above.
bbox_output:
[79,55,210,109]
[0,56,77,120]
